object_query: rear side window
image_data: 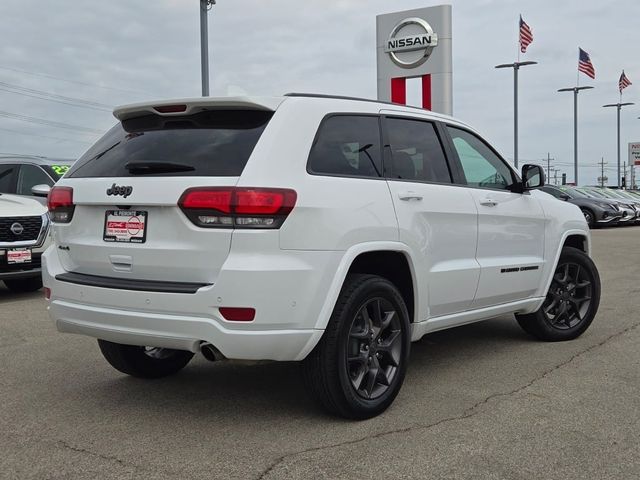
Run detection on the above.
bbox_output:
[385,117,451,183]
[66,110,273,178]
[308,115,382,178]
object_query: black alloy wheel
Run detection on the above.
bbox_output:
[581,209,594,228]
[302,274,411,419]
[542,262,592,330]
[346,297,402,400]
[516,247,600,341]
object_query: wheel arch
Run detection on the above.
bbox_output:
[312,242,420,331]
[534,229,591,310]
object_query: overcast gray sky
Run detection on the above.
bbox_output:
[0,0,638,185]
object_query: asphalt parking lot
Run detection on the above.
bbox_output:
[1,227,639,480]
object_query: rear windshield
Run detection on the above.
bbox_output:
[66,110,273,178]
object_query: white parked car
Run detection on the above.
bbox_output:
[42,94,601,418]
[1,193,50,292]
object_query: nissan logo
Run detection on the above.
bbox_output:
[384,17,439,69]
[10,222,24,235]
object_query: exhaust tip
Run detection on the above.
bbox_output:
[200,342,225,362]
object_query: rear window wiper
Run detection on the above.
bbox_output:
[124,161,196,174]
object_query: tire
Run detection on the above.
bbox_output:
[516,247,600,341]
[302,274,411,419]
[97,340,194,379]
[580,208,595,228]
[3,276,42,292]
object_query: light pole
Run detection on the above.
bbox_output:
[557,86,593,186]
[495,61,537,169]
[200,0,216,96]
[602,102,634,187]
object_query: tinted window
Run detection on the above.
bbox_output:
[448,127,514,190]
[67,110,273,178]
[308,116,382,178]
[0,164,17,193]
[17,165,54,195]
[386,118,451,183]
[541,186,563,198]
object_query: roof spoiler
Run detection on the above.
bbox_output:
[113,96,285,121]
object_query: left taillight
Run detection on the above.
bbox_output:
[47,186,75,223]
[178,187,297,229]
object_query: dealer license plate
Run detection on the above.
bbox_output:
[7,249,32,264]
[103,210,147,243]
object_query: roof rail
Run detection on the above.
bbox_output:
[283,92,453,117]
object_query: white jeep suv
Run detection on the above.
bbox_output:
[43,94,600,419]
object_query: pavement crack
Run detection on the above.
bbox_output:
[56,439,137,470]
[256,321,640,480]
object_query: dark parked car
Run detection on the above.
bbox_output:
[539,185,621,228]
[0,155,74,204]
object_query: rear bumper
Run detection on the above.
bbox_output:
[43,245,341,361]
[50,299,322,360]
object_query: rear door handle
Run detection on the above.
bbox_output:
[399,192,423,201]
[479,199,498,207]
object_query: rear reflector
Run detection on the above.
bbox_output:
[219,307,255,322]
[154,104,187,114]
[44,287,51,300]
[179,187,296,229]
[47,186,75,223]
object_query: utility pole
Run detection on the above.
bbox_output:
[603,102,634,187]
[200,0,216,96]
[544,153,554,181]
[558,86,594,186]
[495,61,538,168]
[623,162,628,189]
[598,157,608,187]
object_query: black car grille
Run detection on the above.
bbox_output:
[0,216,43,242]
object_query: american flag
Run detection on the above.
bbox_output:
[578,48,595,79]
[619,71,632,93]
[519,15,533,53]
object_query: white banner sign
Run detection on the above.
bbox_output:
[630,142,640,166]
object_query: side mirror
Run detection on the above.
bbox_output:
[31,184,51,198]
[522,164,545,190]
[559,193,571,201]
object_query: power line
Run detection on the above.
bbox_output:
[0,81,112,109]
[0,126,92,145]
[0,65,148,96]
[0,110,104,134]
[0,86,112,112]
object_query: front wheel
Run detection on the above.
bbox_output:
[98,340,194,378]
[580,208,595,228]
[516,247,600,341]
[302,274,411,419]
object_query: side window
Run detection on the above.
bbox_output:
[16,165,53,195]
[447,127,515,190]
[308,116,382,178]
[541,186,561,198]
[0,164,17,193]
[386,118,451,183]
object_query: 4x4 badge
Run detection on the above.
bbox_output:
[106,183,133,198]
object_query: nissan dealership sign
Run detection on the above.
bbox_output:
[385,17,439,68]
[376,5,452,115]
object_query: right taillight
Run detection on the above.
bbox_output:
[178,187,297,229]
[47,186,75,223]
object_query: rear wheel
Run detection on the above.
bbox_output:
[302,274,411,419]
[3,276,42,292]
[516,247,600,341]
[98,340,194,378]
